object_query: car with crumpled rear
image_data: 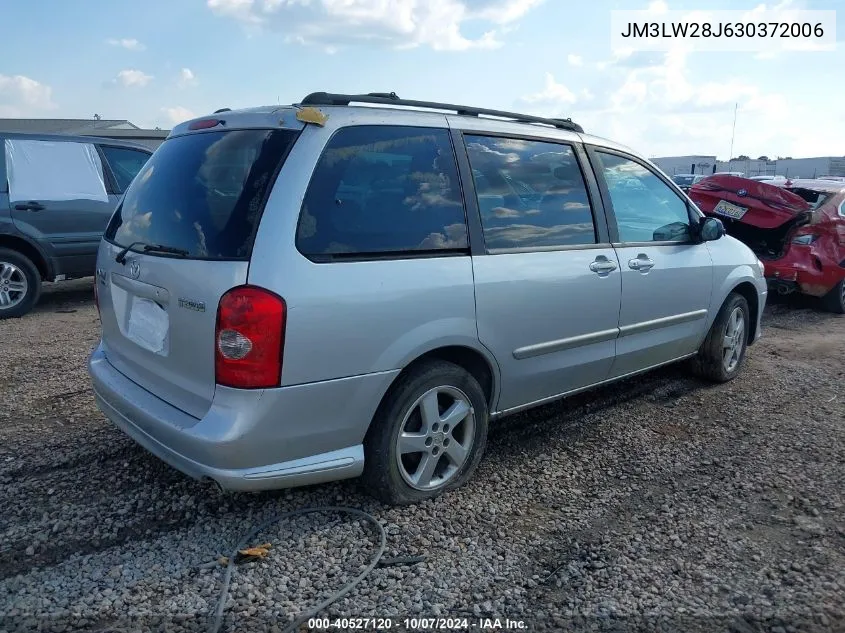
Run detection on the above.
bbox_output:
[689,174,845,312]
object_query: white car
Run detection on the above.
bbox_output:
[749,175,786,182]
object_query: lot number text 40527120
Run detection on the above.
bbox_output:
[307,617,528,630]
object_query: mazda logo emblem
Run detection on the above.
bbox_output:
[128,260,141,279]
[737,189,747,197]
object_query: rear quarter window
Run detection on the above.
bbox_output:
[105,129,298,260]
[296,125,468,260]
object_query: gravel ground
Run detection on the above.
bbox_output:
[0,279,843,633]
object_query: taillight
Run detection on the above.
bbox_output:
[215,286,286,389]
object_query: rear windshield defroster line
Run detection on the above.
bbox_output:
[104,128,299,260]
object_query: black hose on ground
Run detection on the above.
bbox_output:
[208,506,387,633]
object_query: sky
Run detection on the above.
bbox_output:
[0,0,842,160]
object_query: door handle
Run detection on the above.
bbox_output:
[628,254,655,272]
[14,201,45,212]
[589,256,618,275]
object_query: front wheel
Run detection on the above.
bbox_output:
[362,360,489,505]
[0,248,41,319]
[689,292,750,383]
[821,279,845,314]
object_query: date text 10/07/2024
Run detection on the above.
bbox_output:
[307,617,528,630]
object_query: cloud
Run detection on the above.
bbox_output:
[484,222,595,249]
[207,0,261,23]
[0,74,57,116]
[521,43,842,158]
[112,69,154,88]
[469,0,545,23]
[178,68,198,88]
[564,201,589,210]
[207,0,544,51]
[493,207,522,218]
[106,38,146,51]
[161,106,197,125]
[520,73,577,113]
[567,54,583,67]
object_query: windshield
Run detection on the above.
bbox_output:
[104,129,298,260]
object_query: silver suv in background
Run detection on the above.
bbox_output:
[0,133,151,317]
[88,92,768,505]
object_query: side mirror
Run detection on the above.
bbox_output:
[699,217,726,242]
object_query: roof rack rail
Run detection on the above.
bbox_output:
[299,92,584,133]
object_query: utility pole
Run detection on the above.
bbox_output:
[728,103,738,162]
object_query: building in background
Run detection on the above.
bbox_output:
[653,154,845,180]
[715,156,845,179]
[651,155,717,176]
[0,118,168,150]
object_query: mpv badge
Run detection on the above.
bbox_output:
[128,260,141,279]
[178,298,206,313]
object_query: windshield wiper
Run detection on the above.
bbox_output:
[115,241,189,264]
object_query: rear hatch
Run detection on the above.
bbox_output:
[97,124,299,419]
[689,175,811,229]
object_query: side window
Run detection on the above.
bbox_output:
[463,135,597,250]
[4,139,108,202]
[100,146,151,193]
[296,126,467,259]
[595,152,693,243]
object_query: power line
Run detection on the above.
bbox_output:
[728,102,738,160]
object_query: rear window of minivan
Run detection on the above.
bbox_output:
[104,129,297,260]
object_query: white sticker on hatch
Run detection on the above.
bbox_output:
[126,297,169,354]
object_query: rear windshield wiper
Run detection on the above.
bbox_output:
[115,241,189,264]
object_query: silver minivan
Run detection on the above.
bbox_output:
[88,92,768,505]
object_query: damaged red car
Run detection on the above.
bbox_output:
[688,175,845,313]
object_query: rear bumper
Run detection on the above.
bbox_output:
[88,344,398,491]
[764,246,845,297]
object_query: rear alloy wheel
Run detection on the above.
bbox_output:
[395,386,476,491]
[689,292,750,383]
[821,279,845,314]
[0,248,41,319]
[363,361,488,505]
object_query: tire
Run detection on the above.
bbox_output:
[821,280,845,314]
[689,292,750,383]
[0,248,41,319]
[362,360,489,505]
